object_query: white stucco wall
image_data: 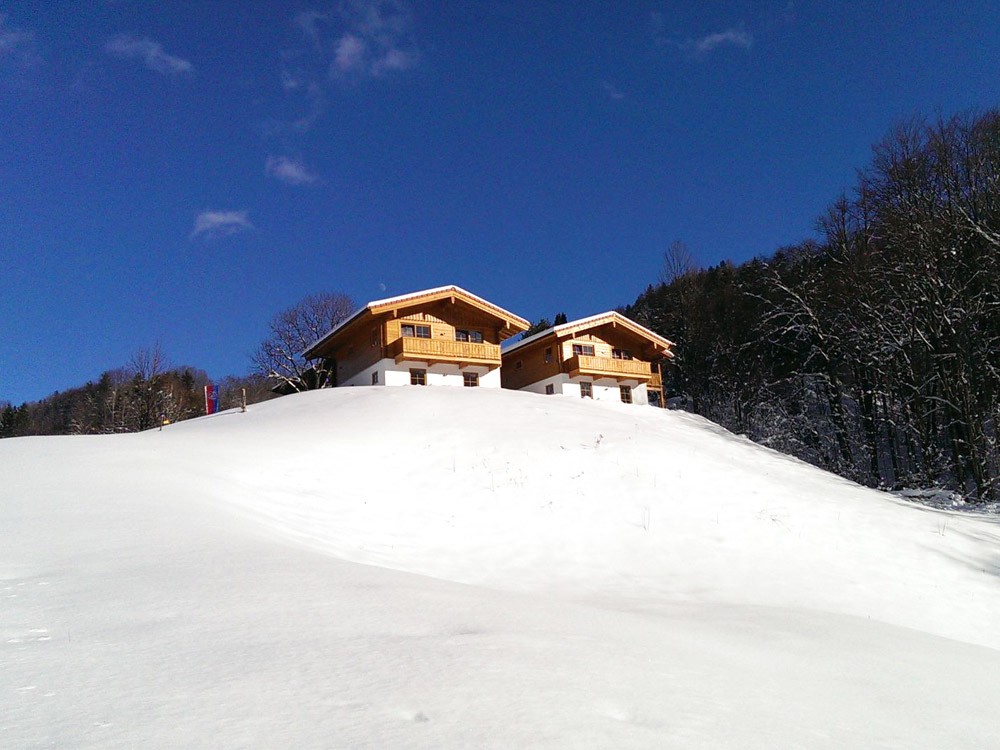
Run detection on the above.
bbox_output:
[339,358,500,388]
[519,374,648,405]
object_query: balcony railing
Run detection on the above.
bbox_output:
[389,337,501,365]
[566,354,652,380]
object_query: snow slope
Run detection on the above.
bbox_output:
[3,387,999,748]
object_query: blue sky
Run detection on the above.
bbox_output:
[3,1,1000,405]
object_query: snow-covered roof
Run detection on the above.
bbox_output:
[502,311,675,356]
[304,285,529,358]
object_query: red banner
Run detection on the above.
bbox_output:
[204,384,220,415]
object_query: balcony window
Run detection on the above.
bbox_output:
[410,368,427,386]
[455,329,483,343]
[580,381,593,399]
[612,349,633,360]
[619,385,632,404]
[463,372,479,387]
[572,344,595,356]
[544,347,552,363]
[402,324,431,339]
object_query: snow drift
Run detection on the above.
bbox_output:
[3,387,999,748]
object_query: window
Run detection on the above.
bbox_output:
[580,381,593,399]
[544,347,553,363]
[515,360,523,370]
[545,384,555,395]
[463,372,479,387]
[410,368,427,386]
[371,328,380,347]
[402,323,431,339]
[455,329,483,343]
[371,371,379,385]
[572,344,595,356]
[612,349,633,360]
[619,385,633,404]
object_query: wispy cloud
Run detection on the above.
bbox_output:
[190,210,254,240]
[294,0,419,81]
[651,15,754,58]
[333,33,367,73]
[0,18,32,54]
[600,80,626,101]
[692,28,753,54]
[0,15,40,83]
[266,2,419,138]
[266,156,319,185]
[105,35,193,76]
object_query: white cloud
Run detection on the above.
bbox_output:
[600,80,626,100]
[269,2,418,136]
[265,156,319,185]
[0,24,32,54]
[293,0,418,81]
[0,15,40,80]
[280,69,304,92]
[105,35,193,76]
[294,10,329,51]
[190,210,254,240]
[370,47,415,76]
[692,28,753,54]
[333,34,367,73]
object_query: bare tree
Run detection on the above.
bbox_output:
[660,240,698,284]
[253,292,356,392]
[127,344,170,430]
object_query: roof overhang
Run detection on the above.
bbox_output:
[502,311,675,358]
[304,285,530,359]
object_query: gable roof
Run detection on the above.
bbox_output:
[502,311,674,357]
[304,285,530,358]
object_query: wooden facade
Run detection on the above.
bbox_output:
[501,312,673,405]
[304,286,529,388]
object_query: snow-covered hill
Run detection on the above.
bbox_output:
[3,387,999,748]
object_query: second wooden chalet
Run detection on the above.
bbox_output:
[500,312,674,405]
[303,286,530,388]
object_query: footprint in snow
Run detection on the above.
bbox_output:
[399,710,430,723]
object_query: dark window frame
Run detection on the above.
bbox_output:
[455,329,484,343]
[402,323,432,339]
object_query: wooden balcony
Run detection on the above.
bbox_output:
[566,354,652,381]
[389,337,501,366]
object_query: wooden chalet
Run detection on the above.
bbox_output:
[500,311,674,405]
[303,286,530,388]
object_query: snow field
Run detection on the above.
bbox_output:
[2,386,1000,748]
